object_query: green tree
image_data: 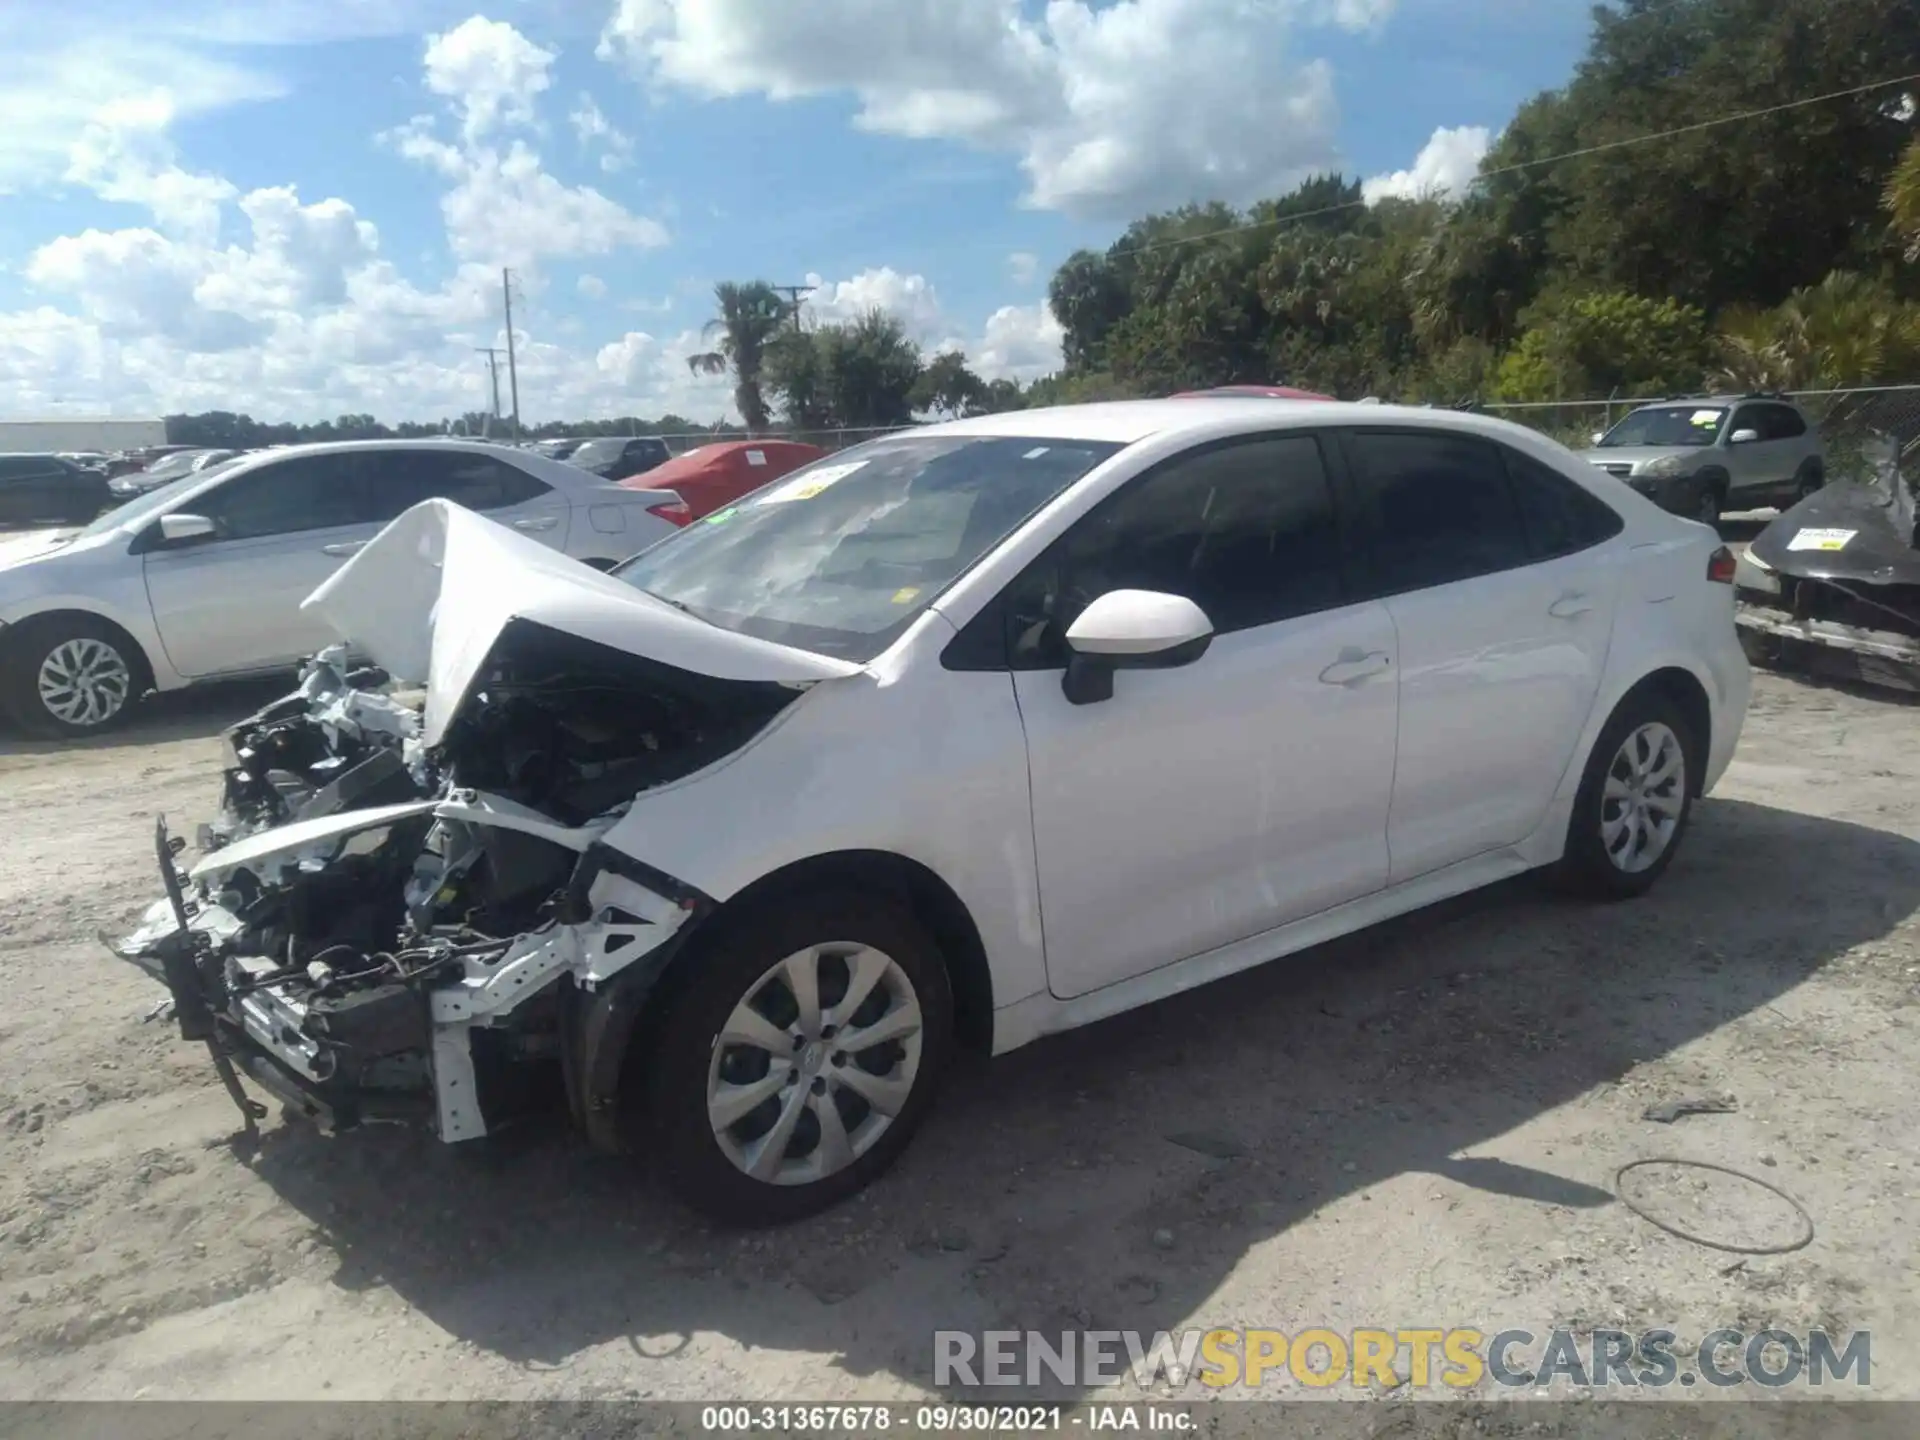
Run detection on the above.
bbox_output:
[1492,290,1708,401]
[1887,135,1920,263]
[911,350,989,417]
[1715,271,1920,390]
[687,280,792,433]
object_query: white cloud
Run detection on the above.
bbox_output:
[62,92,239,244]
[599,0,1383,218]
[1007,251,1039,286]
[570,94,635,172]
[434,140,669,267]
[801,267,947,342]
[972,302,1065,384]
[423,15,556,143]
[578,273,609,299]
[798,267,1063,384]
[1361,124,1491,204]
[386,22,669,269]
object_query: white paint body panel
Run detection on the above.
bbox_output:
[1017,598,1398,998]
[293,401,1751,1058]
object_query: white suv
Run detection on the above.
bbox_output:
[0,440,681,736]
[118,401,1750,1224]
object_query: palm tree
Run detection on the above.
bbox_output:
[686,281,792,433]
[1886,135,1920,263]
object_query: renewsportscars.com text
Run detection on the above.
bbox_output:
[934,1327,1871,1391]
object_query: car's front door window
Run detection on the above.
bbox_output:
[1005,434,1346,667]
[192,455,375,539]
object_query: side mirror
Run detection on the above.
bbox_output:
[1590,431,1605,447]
[159,512,217,542]
[1728,428,1760,445]
[1060,589,1214,706]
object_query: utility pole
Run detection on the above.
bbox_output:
[474,347,504,434]
[501,268,522,440]
[773,283,813,331]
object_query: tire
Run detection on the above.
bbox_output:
[636,888,954,1225]
[1,615,149,739]
[1688,475,1723,527]
[1556,691,1700,900]
[1793,459,1823,502]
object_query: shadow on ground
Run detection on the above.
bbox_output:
[0,677,289,759]
[241,796,1920,1398]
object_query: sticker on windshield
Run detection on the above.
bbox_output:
[1787,527,1856,552]
[891,586,921,604]
[1023,447,1051,459]
[703,506,738,526]
[1690,409,1721,426]
[754,460,866,504]
[745,449,766,467]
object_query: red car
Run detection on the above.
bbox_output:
[1170,384,1334,400]
[616,439,829,524]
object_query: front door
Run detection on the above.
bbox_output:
[1338,429,1623,881]
[142,452,385,678]
[1008,433,1399,999]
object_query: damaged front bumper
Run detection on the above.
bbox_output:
[113,805,710,1151]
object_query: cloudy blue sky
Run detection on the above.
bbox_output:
[0,0,1593,425]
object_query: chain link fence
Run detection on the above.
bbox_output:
[1481,384,1920,483]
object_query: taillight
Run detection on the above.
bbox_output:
[1707,545,1736,584]
[647,501,692,526]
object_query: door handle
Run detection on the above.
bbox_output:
[512,516,559,532]
[1318,649,1392,686]
[320,541,367,557]
[1549,592,1593,619]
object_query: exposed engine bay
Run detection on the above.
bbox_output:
[1736,437,1920,693]
[106,500,825,1151]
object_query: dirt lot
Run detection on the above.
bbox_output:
[0,666,1918,1408]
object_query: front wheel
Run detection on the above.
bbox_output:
[637,890,953,1225]
[1556,694,1699,900]
[1,615,148,738]
[1793,460,1824,502]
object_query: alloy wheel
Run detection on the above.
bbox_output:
[36,638,132,728]
[706,942,924,1187]
[1601,721,1686,874]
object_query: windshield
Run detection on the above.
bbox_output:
[611,434,1122,662]
[1599,406,1727,448]
[570,439,629,466]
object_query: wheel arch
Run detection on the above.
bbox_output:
[0,606,158,694]
[706,849,997,1055]
[1609,665,1713,797]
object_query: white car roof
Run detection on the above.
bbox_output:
[909,398,1541,448]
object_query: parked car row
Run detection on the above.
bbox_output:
[100,398,1749,1225]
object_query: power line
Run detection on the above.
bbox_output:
[1103,70,1920,262]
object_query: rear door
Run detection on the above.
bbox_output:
[1338,429,1624,883]
[362,448,573,550]
[142,452,388,677]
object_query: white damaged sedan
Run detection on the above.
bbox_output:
[112,401,1750,1223]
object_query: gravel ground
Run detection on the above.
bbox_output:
[0,665,1917,1410]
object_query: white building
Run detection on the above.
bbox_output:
[0,417,168,453]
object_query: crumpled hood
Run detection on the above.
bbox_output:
[1749,445,1917,586]
[301,499,860,748]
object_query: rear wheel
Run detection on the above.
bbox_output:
[1,615,149,738]
[1793,459,1823,502]
[637,889,953,1225]
[1557,692,1699,900]
[1689,476,1723,526]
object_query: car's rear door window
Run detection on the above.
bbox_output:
[1342,430,1532,596]
[1499,446,1625,560]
